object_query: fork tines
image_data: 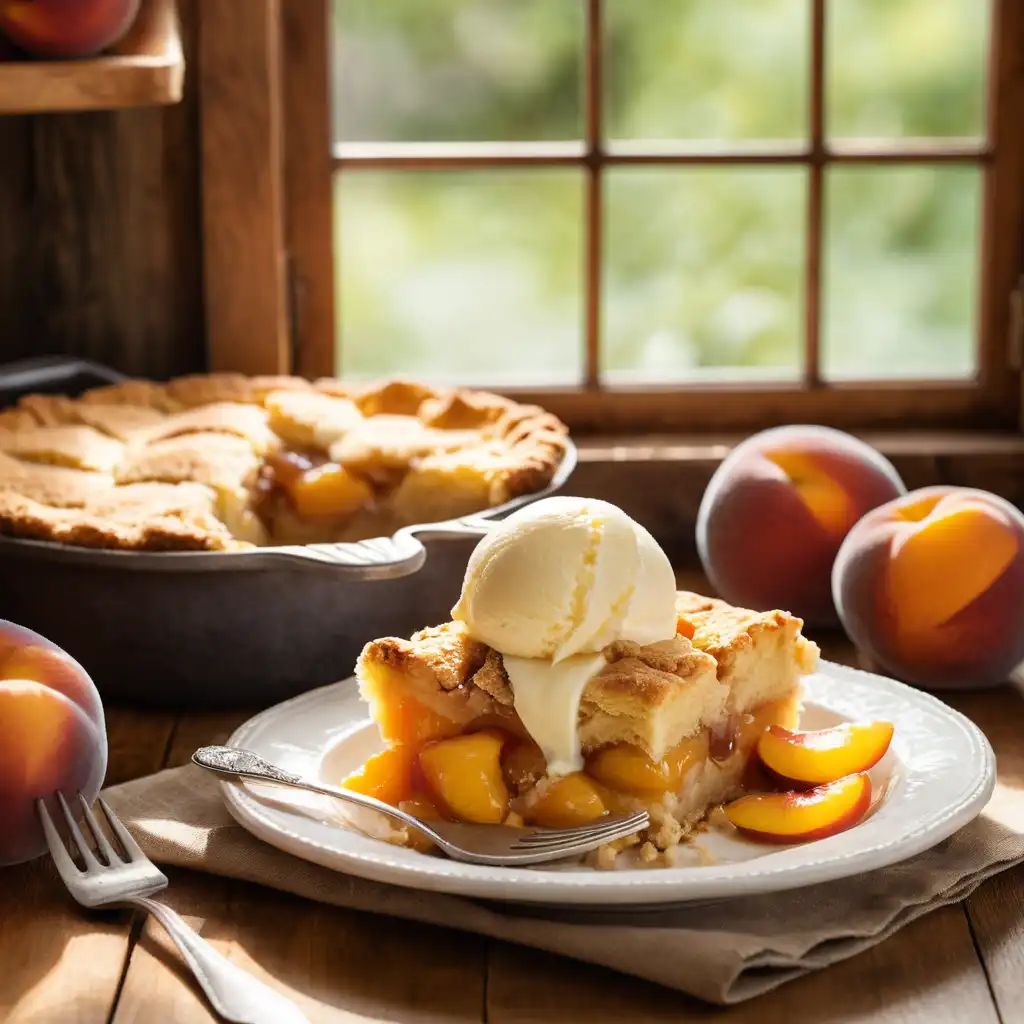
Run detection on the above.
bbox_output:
[512,811,650,850]
[37,791,145,873]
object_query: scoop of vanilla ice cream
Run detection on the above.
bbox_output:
[451,496,677,661]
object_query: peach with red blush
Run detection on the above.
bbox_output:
[0,622,107,866]
[697,426,905,625]
[833,487,1024,688]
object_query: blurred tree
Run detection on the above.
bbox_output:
[332,0,989,385]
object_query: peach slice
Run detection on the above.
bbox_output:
[342,745,417,808]
[736,697,801,751]
[888,499,1018,634]
[724,773,872,843]
[531,772,607,829]
[587,745,669,794]
[289,463,372,519]
[419,731,510,824]
[586,734,709,795]
[362,671,463,747]
[675,616,696,641]
[757,721,894,787]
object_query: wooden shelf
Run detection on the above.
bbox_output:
[0,0,183,114]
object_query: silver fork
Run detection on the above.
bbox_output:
[193,745,650,865]
[38,792,310,1024]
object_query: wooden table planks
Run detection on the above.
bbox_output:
[3,645,1022,1023]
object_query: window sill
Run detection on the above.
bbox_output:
[569,431,1024,566]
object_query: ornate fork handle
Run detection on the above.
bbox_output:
[193,745,430,837]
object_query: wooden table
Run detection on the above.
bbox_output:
[3,632,1024,1024]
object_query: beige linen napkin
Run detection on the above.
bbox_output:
[104,765,1024,1005]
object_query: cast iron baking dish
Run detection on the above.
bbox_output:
[0,358,577,709]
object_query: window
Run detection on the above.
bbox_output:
[265,1,1023,432]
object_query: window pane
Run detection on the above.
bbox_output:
[605,0,808,142]
[332,0,583,143]
[823,166,980,380]
[602,169,805,383]
[827,0,989,140]
[336,171,583,385]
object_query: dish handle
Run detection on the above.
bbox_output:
[248,513,494,579]
[0,355,127,406]
[245,441,577,579]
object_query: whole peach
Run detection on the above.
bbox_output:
[833,486,1024,689]
[697,426,906,625]
[0,622,107,866]
[0,0,140,58]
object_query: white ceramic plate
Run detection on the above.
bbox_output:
[221,661,995,906]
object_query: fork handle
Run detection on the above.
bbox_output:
[192,745,433,839]
[131,896,310,1024]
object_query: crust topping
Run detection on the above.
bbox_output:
[0,376,568,552]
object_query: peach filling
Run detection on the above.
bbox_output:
[342,693,797,833]
[255,450,374,525]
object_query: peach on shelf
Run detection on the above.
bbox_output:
[0,622,107,867]
[697,426,905,625]
[418,731,510,824]
[757,721,894,787]
[723,773,872,843]
[0,0,140,58]
[833,486,1024,688]
[531,772,607,829]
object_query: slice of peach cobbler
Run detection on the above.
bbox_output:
[343,497,819,867]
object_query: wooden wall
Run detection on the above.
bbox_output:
[0,0,203,380]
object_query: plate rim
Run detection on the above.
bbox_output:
[221,660,996,905]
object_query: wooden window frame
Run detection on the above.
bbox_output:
[201,0,1024,434]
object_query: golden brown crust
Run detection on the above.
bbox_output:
[0,375,568,552]
[328,416,480,472]
[0,483,241,551]
[16,392,171,440]
[79,380,181,412]
[419,390,511,430]
[356,592,817,759]
[141,402,279,454]
[352,379,434,417]
[0,452,113,507]
[264,390,364,450]
[115,433,260,489]
[164,373,256,408]
[366,621,490,695]
[0,425,125,473]
[0,407,44,431]
[74,404,172,441]
[14,394,82,427]
[676,592,820,678]
[360,623,716,717]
